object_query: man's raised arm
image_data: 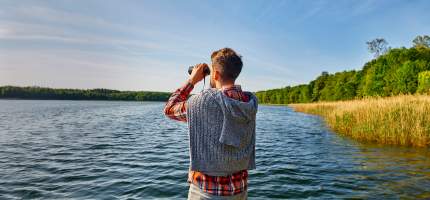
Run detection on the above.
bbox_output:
[163,79,194,122]
[163,63,208,122]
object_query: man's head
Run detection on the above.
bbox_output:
[209,48,243,89]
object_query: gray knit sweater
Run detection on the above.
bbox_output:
[186,87,258,176]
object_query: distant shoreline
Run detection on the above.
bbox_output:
[260,103,289,106]
[0,86,171,102]
[0,98,165,102]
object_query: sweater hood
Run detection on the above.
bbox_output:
[211,89,258,148]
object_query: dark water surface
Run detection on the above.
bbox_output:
[0,100,429,199]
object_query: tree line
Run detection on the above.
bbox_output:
[0,86,171,101]
[256,35,430,104]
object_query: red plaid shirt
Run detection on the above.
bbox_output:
[163,80,250,196]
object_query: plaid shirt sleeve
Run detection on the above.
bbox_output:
[163,80,194,122]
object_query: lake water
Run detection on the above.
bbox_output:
[0,100,429,199]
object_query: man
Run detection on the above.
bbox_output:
[164,48,258,200]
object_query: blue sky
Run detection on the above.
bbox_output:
[0,0,429,92]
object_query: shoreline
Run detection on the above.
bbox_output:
[260,103,289,106]
[0,98,165,102]
[288,94,430,147]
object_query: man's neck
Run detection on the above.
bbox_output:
[218,82,235,90]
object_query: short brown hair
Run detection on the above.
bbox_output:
[211,47,243,81]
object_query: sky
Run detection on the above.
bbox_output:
[0,0,429,93]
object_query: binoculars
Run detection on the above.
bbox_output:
[188,65,210,76]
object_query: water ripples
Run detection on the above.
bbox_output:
[0,100,429,199]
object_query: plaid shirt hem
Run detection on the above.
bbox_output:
[187,169,248,196]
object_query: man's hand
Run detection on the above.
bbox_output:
[188,63,209,85]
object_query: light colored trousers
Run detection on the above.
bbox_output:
[187,183,248,200]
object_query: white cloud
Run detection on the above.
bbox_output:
[0,27,9,37]
[0,4,202,55]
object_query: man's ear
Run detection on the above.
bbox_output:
[214,70,221,81]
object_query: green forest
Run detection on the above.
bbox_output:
[255,35,430,104]
[0,86,171,101]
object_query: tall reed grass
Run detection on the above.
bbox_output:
[290,95,430,147]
